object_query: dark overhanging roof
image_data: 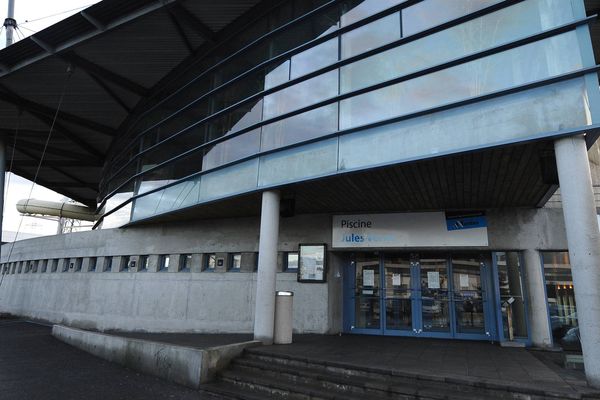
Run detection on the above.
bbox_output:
[0,0,598,210]
[0,0,262,207]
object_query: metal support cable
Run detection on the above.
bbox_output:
[0,70,72,287]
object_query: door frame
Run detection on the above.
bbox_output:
[344,251,497,341]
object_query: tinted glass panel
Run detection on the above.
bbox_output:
[341,0,577,93]
[263,70,338,119]
[341,0,406,26]
[261,104,338,151]
[291,38,338,79]
[340,32,582,129]
[543,251,579,351]
[402,0,502,37]
[341,13,400,59]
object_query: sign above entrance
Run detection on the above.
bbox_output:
[332,212,488,248]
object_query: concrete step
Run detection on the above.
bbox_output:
[242,349,587,400]
[230,356,502,400]
[219,368,397,400]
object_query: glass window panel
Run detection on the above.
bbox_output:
[258,138,338,187]
[231,254,242,270]
[199,159,259,202]
[339,78,590,171]
[206,100,264,141]
[402,0,502,37]
[354,253,381,329]
[263,70,338,119]
[138,150,204,195]
[286,253,299,270]
[203,129,261,171]
[341,0,406,26]
[132,178,201,221]
[542,251,579,351]
[341,13,400,59]
[206,254,216,270]
[495,252,528,339]
[340,32,583,129]
[261,104,338,151]
[291,38,338,79]
[341,0,578,93]
[265,60,290,90]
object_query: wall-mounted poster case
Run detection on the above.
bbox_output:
[297,244,327,283]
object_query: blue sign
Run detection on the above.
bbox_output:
[446,215,487,231]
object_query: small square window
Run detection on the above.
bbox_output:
[205,254,216,271]
[32,260,39,273]
[103,257,113,272]
[41,260,48,273]
[75,258,83,272]
[286,252,299,271]
[51,259,59,273]
[121,256,131,272]
[17,262,23,274]
[88,257,97,272]
[139,255,149,271]
[63,259,71,272]
[230,253,241,271]
[180,254,192,272]
[159,255,170,271]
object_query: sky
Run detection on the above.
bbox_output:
[1,0,100,241]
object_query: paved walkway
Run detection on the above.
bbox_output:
[0,320,209,400]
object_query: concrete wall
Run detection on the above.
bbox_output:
[0,214,336,334]
[0,209,569,338]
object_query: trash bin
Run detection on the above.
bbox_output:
[274,291,293,344]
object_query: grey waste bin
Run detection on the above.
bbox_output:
[274,291,293,344]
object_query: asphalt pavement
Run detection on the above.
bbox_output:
[0,320,213,400]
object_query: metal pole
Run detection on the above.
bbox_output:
[4,0,16,47]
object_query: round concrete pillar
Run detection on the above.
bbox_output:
[253,190,280,345]
[522,249,552,348]
[555,135,600,387]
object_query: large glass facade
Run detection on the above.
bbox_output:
[542,251,580,351]
[96,0,597,224]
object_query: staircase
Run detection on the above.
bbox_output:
[199,348,598,400]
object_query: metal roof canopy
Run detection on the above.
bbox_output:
[0,0,597,212]
[0,0,262,207]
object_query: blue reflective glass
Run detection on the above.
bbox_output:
[340,32,582,129]
[402,0,502,37]
[341,0,577,93]
[263,70,338,119]
[291,38,338,79]
[339,78,590,172]
[341,12,400,59]
[261,104,338,151]
[203,129,261,170]
[340,0,406,26]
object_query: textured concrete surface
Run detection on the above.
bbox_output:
[250,334,595,394]
[53,325,260,387]
[0,320,212,400]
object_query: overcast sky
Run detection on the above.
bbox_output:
[1,0,100,240]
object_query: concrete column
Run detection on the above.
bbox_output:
[253,190,280,345]
[555,135,600,387]
[523,249,552,347]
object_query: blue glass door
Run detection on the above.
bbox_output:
[351,253,382,334]
[382,254,416,335]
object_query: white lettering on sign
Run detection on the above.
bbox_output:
[332,213,488,248]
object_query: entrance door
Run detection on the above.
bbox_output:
[383,254,414,334]
[352,253,381,333]
[347,252,494,340]
[451,255,487,338]
[419,256,451,335]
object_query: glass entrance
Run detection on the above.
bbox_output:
[348,252,493,339]
[383,254,413,333]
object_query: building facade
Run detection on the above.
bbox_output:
[1,0,600,386]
